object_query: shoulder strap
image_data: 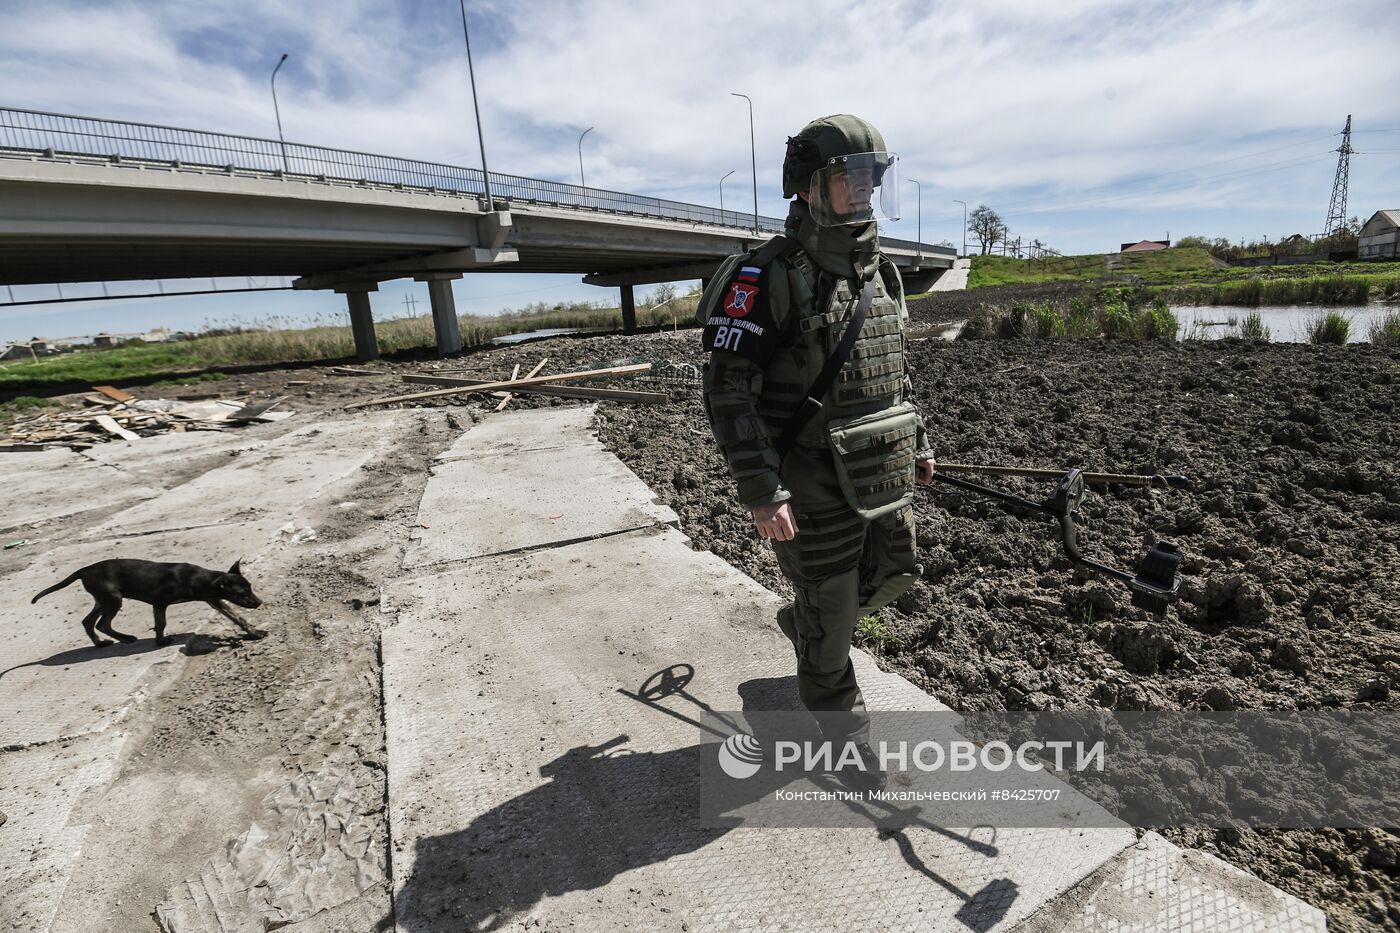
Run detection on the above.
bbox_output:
[746,233,796,268]
[774,276,877,459]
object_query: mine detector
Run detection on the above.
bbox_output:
[925,464,1188,616]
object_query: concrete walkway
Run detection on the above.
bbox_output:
[380,406,1325,932]
[0,413,414,932]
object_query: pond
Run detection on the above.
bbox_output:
[490,327,586,345]
[1171,304,1395,343]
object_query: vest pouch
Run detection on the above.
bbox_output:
[825,402,919,520]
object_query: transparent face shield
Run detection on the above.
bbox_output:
[805,151,899,227]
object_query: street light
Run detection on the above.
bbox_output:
[719,169,735,216]
[908,178,923,265]
[730,92,758,234]
[953,199,967,257]
[577,126,593,188]
[270,53,289,173]
[457,0,494,207]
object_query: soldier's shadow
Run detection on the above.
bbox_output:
[381,669,1015,933]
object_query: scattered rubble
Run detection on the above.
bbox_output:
[3,387,294,449]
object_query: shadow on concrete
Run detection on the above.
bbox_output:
[0,630,243,681]
[380,665,1016,933]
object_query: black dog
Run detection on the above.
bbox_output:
[32,559,265,647]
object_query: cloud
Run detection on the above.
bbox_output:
[1,0,1397,291]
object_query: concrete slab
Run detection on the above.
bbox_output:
[382,526,1131,932]
[433,406,598,461]
[404,405,675,567]
[75,427,273,484]
[0,448,161,532]
[1027,831,1327,932]
[0,731,124,932]
[86,414,404,538]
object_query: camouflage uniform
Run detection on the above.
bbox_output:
[698,116,932,742]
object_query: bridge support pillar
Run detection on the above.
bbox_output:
[334,283,381,361]
[419,274,463,356]
[620,284,636,335]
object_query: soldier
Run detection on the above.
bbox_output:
[697,114,936,792]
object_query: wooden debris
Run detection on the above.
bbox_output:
[224,396,289,424]
[404,374,667,404]
[95,414,141,441]
[494,359,548,413]
[331,366,381,376]
[175,391,221,401]
[92,385,134,403]
[347,363,651,410]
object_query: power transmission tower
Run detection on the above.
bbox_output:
[1324,114,1354,236]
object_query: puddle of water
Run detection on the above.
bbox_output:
[1172,304,1395,343]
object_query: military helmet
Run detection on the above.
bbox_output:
[782,114,899,227]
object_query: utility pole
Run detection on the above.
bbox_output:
[270,53,289,172]
[731,92,759,234]
[402,293,420,315]
[953,199,967,257]
[1324,114,1354,236]
[458,0,494,207]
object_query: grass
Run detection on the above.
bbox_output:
[967,247,1223,288]
[1237,311,1272,341]
[1367,310,1400,346]
[1305,311,1351,345]
[963,289,1178,342]
[0,296,702,393]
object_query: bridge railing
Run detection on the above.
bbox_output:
[0,107,947,256]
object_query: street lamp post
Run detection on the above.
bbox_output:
[577,126,593,188]
[953,199,967,258]
[909,178,923,265]
[730,92,758,234]
[270,53,289,173]
[457,0,494,207]
[719,169,735,216]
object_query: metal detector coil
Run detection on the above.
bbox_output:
[927,466,1186,617]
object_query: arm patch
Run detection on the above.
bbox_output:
[701,263,780,367]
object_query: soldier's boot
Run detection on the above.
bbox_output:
[837,741,888,793]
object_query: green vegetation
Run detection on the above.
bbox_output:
[1368,310,1400,347]
[963,289,1178,341]
[1237,311,1272,341]
[1306,311,1351,345]
[0,294,701,392]
[966,248,1400,305]
[854,614,900,655]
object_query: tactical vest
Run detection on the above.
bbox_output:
[700,236,918,518]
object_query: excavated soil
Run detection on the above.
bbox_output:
[34,327,1397,931]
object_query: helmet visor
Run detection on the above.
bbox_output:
[805,151,899,227]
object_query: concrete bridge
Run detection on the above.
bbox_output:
[0,108,955,359]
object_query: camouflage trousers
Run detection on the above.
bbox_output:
[771,446,919,742]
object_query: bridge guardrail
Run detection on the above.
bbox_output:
[0,107,947,257]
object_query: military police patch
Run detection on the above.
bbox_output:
[702,263,779,366]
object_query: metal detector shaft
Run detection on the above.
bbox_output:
[932,462,1190,490]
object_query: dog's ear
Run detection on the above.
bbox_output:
[229,558,243,576]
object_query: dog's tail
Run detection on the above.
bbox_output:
[31,570,82,604]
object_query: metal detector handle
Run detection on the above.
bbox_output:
[931,462,1191,490]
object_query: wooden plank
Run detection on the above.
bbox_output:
[402,374,667,404]
[494,359,548,413]
[95,414,141,441]
[331,366,381,376]
[92,385,134,402]
[347,363,650,410]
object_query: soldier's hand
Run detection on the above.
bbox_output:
[916,458,937,485]
[751,502,798,541]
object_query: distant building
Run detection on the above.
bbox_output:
[1359,210,1400,260]
[1120,239,1171,253]
[92,332,119,348]
[1,338,54,360]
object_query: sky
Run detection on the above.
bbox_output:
[2,0,1399,342]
